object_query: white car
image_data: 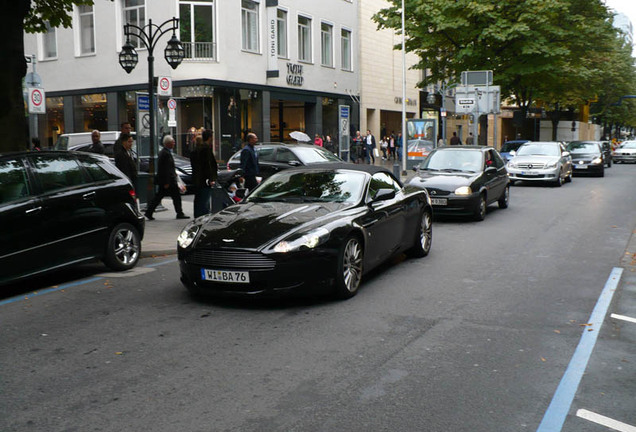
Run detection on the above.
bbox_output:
[613,141,636,163]
[506,141,573,187]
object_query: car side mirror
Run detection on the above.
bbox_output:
[484,166,497,174]
[372,188,396,202]
[288,160,302,166]
[562,151,570,157]
[509,150,516,156]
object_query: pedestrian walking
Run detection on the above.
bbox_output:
[351,131,363,163]
[380,137,388,160]
[314,134,323,147]
[114,133,137,183]
[389,133,396,160]
[89,130,105,154]
[191,129,219,217]
[240,132,260,191]
[324,135,335,154]
[144,135,189,221]
[465,133,474,145]
[113,122,133,157]
[450,132,461,146]
[365,130,376,164]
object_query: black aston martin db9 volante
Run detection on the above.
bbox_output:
[177,164,433,299]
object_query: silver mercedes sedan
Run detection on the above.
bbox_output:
[506,141,573,187]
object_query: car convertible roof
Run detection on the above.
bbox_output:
[289,162,395,176]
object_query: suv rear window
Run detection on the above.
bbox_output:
[29,155,90,193]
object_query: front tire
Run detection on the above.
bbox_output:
[553,171,564,187]
[473,194,487,221]
[104,223,141,271]
[334,236,364,299]
[407,210,432,258]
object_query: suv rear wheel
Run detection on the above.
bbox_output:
[104,223,141,271]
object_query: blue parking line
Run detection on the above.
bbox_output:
[537,267,623,432]
[0,258,177,307]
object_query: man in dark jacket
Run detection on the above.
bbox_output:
[113,122,132,157]
[144,135,189,220]
[114,133,137,182]
[89,130,105,154]
[190,129,219,217]
[240,133,260,191]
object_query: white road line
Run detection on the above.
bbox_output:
[610,313,636,324]
[576,409,636,432]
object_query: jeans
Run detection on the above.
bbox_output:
[193,186,212,218]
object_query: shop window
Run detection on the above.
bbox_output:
[298,15,312,62]
[242,0,259,53]
[42,22,57,60]
[277,9,287,58]
[180,0,216,60]
[73,93,108,132]
[76,5,95,55]
[341,28,352,71]
[321,22,333,67]
[123,0,146,49]
[46,97,64,148]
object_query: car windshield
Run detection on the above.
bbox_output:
[293,146,342,164]
[620,141,636,149]
[516,143,560,157]
[420,149,482,173]
[567,142,599,154]
[501,141,526,152]
[246,170,365,204]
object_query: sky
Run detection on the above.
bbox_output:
[603,0,636,54]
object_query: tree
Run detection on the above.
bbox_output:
[373,0,626,123]
[0,0,94,154]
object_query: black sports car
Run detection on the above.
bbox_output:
[178,164,433,299]
[409,146,510,220]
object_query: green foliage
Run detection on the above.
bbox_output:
[24,0,99,33]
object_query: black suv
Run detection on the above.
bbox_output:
[0,151,145,285]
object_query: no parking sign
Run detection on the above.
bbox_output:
[28,88,46,114]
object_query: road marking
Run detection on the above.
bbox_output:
[576,409,636,432]
[536,267,623,432]
[610,313,636,324]
[0,258,177,307]
[97,267,156,278]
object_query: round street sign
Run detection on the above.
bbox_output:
[159,77,170,92]
[31,89,43,107]
[167,99,177,110]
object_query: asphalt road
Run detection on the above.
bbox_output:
[1,164,635,432]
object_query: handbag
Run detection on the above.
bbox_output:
[175,169,187,194]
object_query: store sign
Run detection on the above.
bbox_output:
[286,63,304,86]
[266,5,279,77]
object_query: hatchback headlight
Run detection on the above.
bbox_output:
[178,224,201,249]
[454,186,472,195]
[591,157,602,164]
[274,228,330,253]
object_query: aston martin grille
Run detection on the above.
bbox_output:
[189,249,276,270]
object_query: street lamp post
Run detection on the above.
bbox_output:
[119,17,185,202]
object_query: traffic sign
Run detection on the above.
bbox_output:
[28,88,46,114]
[158,76,172,96]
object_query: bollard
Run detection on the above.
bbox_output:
[393,163,400,179]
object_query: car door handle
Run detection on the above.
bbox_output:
[82,191,96,200]
[25,207,42,215]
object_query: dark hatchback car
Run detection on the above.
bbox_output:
[178,164,432,299]
[566,141,606,177]
[409,146,509,221]
[226,143,343,181]
[0,151,145,285]
[69,141,194,192]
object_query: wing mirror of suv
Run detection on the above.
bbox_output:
[509,150,516,156]
[562,151,570,157]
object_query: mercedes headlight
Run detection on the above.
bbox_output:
[591,157,602,164]
[546,161,558,168]
[274,228,330,253]
[507,161,517,168]
[454,186,472,195]
[178,223,201,249]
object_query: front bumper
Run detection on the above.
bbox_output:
[178,247,338,297]
[571,161,603,174]
[429,193,480,216]
[507,166,560,181]
[613,154,636,163]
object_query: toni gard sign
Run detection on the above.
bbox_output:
[286,63,304,87]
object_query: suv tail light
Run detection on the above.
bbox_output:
[128,188,137,200]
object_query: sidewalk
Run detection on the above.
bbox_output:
[139,160,417,258]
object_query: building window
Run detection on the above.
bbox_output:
[42,22,57,59]
[298,15,312,62]
[180,0,216,59]
[321,22,333,67]
[123,0,146,49]
[241,0,259,52]
[78,5,95,55]
[341,28,352,71]
[277,9,287,58]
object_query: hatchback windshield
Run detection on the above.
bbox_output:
[516,143,560,157]
[567,142,600,154]
[246,170,365,204]
[420,149,482,173]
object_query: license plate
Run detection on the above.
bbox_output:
[431,198,447,206]
[201,269,250,284]
[521,171,536,175]
[574,165,587,169]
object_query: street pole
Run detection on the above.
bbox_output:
[401,0,407,175]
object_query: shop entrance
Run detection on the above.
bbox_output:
[270,100,306,142]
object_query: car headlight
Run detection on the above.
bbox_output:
[507,161,517,168]
[274,228,330,253]
[591,157,602,164]
[178,223,201,249]
[454,186,472,195]
[546,161,558,168]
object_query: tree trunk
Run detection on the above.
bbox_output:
[0,0,31,153]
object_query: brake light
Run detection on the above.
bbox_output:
[226,161,230,170]
[129,188,137,200]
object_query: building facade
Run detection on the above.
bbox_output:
[24,0,360,161]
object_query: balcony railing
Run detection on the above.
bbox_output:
[182,42,216,61]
